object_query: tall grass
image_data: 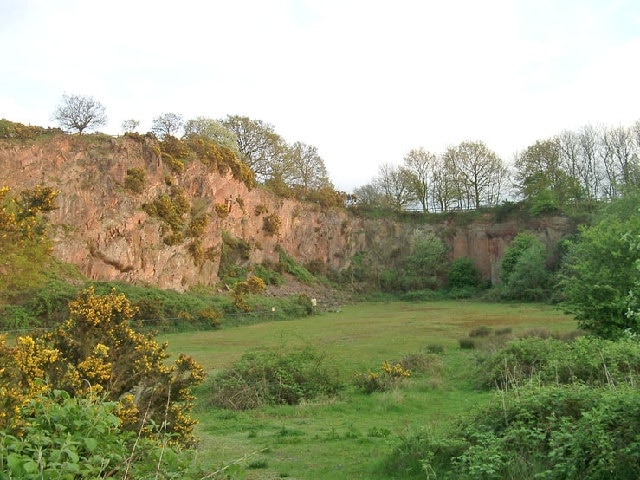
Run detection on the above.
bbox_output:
[163,300,575,479]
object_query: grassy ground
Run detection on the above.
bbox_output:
[162,300,576,479]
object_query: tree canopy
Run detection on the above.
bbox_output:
[559,195,640,338]
[52,94,107,134]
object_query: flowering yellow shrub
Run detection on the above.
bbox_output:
[0,334,60,428]
[232,275,267,311]
[354,360,411,393]
[0,288,205,446]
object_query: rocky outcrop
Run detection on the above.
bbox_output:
[0,134,572,290]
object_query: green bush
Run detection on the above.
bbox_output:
[124,167,145,194]
[559,207,640,338]
[262,213,282,235]
[354,360,411,394]
[447,258,481,290]
[478,335,640,390]
[387,383,640,480]
[499,232,551,301]
[381,428,466,478]
[204,346,342,410]
[253,262,284,286]
[0,390,194,479]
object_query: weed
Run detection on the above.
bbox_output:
[458,338,476,349]
[469,326,492,337]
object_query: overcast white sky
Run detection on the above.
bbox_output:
[2,0,639,191]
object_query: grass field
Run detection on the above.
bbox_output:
[162,300,577,479]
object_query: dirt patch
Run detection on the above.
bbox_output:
[264,275,352,312]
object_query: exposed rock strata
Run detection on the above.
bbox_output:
[0,134,572,290]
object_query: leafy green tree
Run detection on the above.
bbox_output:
[514,138,583,211]
[352,183,385,210]
[500,232,550,300]
[222,115,284,181]
[504,240,550,300]
[559,199,640,337]
[281,141,331,193]
[183,116,241,158]
[401,234,449,290]
[52,93,107,134]
[447,257,481,290]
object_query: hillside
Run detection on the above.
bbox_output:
[0,131,571,291]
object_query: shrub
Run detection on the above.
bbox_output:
[143,187,191,243]
[382,428,466,478]
[399,352,443,377]
[458,338,476,349]
[232,276,267,311]
[0,390,191,479]
[161,152,185,173]
[0,288,205,447]
[477,335,640,390]
[387,384,640,480]
[263,213,282,235]
[0,186,57,303]
[447,258,481,290]
[204,346,342,410]
[214,202,229,218]
[354,361,411,394]
[124,167,145,194]
[186,213,208,238]
[252,262,284,286]
[469,326,493,338]
[425,344,445,354]
[254,204,269,216]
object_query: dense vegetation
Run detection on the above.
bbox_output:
[1,111,640,477]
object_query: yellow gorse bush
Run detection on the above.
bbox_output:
[355,360,411,393]
[0,288,205,446]
[381,360,411,378]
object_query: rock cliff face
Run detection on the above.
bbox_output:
[0,134,572,290]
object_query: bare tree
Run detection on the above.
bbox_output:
[602,124,639,196]
[151,112,184,139]
[576,125,604,200]
[446,141,507,208]
[121,119,140,133]
[52,94,107,134]
[403,147,438,212]
[431,154,458,212]
[375,163,415,211]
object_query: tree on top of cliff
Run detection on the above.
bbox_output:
[184,116,240,156]
[222,115,284,182]
[52,94,107,134]
[152,112,184,139]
